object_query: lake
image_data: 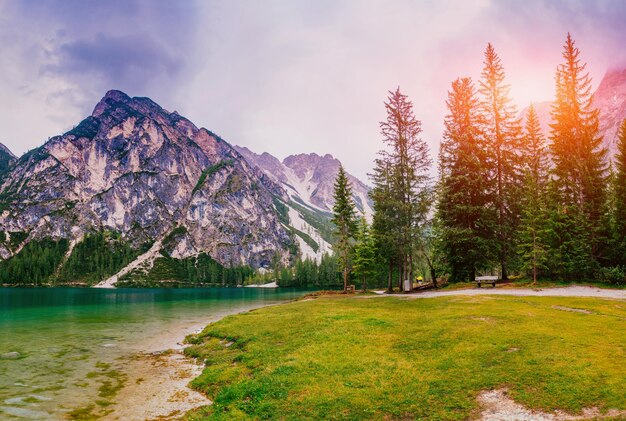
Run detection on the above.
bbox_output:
[0,287,310,419]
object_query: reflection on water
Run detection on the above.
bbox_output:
[0,287,309,419]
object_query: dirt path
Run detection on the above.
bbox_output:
[373,286,626,300]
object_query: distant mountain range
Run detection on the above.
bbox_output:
[234,146,373,261]
[0,90,370,285]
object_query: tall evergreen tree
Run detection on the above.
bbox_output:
[522,104,549,185]
[478,43,523,280]
[373,87,431,290]
[549,33,608,277]
[438,77,493,282]
[331,165,358,291]
[370,158,399,291]
[613,119,626,264]
[352,216,377,291]
[416,216,442,288]
[517,104,550,284]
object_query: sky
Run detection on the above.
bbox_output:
[1,0,626,181]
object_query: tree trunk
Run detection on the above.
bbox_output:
[430,267,437,288]
[469,266,476,283]
[408,252,413,286]
[532,229,537,285]
[423,250,437,288]
[387,259,393,292]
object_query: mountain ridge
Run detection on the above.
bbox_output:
[234,145,373,216]
[234,145,374,262]
[0,90,294,285]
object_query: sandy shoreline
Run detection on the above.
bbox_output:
[98,301,289,420]
[101,322,211,421]
[102,350,210,421]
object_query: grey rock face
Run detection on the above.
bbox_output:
[0,90,292,269]
[0,142,16,177]
[593,68,626,155]
[234,146,373,215]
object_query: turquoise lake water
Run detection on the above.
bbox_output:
[0,287,310,419]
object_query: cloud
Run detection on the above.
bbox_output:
[41,33,183,92]
[1,0,626,180]
[0,0,199,154]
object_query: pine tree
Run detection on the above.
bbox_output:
[416,216,442,288]
[549,33,608,277]
[373,87,431,290]
[522,104,549,186]
[370,158,399,291]
[353,216,377,291]
[438,77,494,282]
[331,165,357,291]
[517,104,550,284]
[614,119,626,264]
[478,43,523,280]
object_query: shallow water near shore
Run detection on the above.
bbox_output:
[0,287,311,419]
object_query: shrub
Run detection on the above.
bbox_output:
[595,266,626,286]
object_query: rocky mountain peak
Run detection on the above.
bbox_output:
[234,145,373,215]
[0,143,16,159]
[0,91,294,279]
[0,142,16,177]
[92,89,132,117]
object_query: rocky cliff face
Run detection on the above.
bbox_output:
[234,146,373,262]
[593,68,626,155]
[235,146,373,216]
[0,90,293,278]
[0,143,16,177]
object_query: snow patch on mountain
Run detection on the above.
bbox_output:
[234,145,373,262]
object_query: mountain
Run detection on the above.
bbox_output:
[0,143,16,177]
[593,68,626,155]
[234,146,374,261]
[521,67,626,156]
[235,146,373,215]
[0,90,295,286]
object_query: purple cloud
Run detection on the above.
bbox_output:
[2,0,626,180]
[41,33,183,92]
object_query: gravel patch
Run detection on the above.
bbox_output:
[375,286,626,300]
[552,306,594,314]
[477,389,626,420]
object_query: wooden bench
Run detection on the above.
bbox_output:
[475,276,498,288]
[346,285,355,291]
[414,280,433,290]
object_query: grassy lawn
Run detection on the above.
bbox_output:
[184,294,626,420]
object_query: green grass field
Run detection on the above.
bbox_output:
[184,294,626,420]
